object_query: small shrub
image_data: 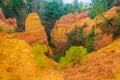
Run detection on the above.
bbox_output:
[67,26,95,53]
[104,20,110,26]
[59,46,87,68]
[85,26,95,52]
[33,44,47,55]
[49,54,63,62]
[15,24,25,32]
[0,27,3,32]
[32,44,48,67]
[95,18,99,24]
[68,27,78,45]
[76,28,85,45]
[48,41,56,48]
[114,12,120,35]
[101,18,114,33]
[7,29,15,34]
[36,54,47,67]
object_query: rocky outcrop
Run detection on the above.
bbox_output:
[51,7,120,50]
[64,38,120,80]
[14,13,48,45]
[0,8,17,31]
[0,38,39,80]
[0,38,59,80]
[0,12,52,53]
[56,12,89,27]
[51,12,89,45]
[0,12,47,44]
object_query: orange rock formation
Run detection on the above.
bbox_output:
[51,7,120,50]
[0,12,52,53]
[14,13,48,45]
[0,8,17,30]
[0,12,48,45]
[64,38,120,80]
[0,38,59,80]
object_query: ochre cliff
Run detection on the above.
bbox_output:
[0,11,52,53]
[51,12,89,45]
[0,7,48,45]
[13,13,48,45]
[0,38,41,80]
[0,38,63,80]
[51,7,120,50]
[0,8,17,32]
[64,37,120,80]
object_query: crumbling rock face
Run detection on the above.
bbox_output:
[0,8,17,30]
[0,12,52,53]
[51,12,89,45]
[64,38,120,80]
[0,38,40,80]
[56,12,89,26]
[0,38,59,80]
[0,12,48,45]
[15,13,48,45]
[51,7,120,51]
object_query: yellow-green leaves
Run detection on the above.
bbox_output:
[32,44,48,67]
[59,46,87,68]
[33,44,47,55]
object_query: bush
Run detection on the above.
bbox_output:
[114,12,120,35]
[15,24,25,32]
[32,44,48,66]
[0,27,3,32]
[85,26,95,52]
[7,29,15,34]
[67,26,95,53]
[48,41,56,48]
[59,46,87,68]
[33,44,47,55]
[49,54,63,62]
[36,54,47,67]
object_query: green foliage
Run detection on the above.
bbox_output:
[106,0,114,7]
[0,0,27,30]
[7,29,15,34]
[114,12,120,35]
[49,54,63,62]
[64,1,88,14]
[0,27,3,32]
[15,24,25,32]
[0,0,5,10]
[48,41,56,48]
[85,26,95,52]
[100,18,114,33]
[73,0,79,11]
[67,26,95,53]
[59,46,87,68]
[0,0,89,36]
[36,54,47,67]
[77,28,85,45]
[64,4,74,13]
[32,44,48,66]
[114,0,120,6]
[89,0,120,19]
[44,0,63,19]
[103,19,112,27]
[68,27,78,45]
[89,0,109,19]
[33,44,47,55]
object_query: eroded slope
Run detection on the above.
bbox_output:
[64,38,120,80]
